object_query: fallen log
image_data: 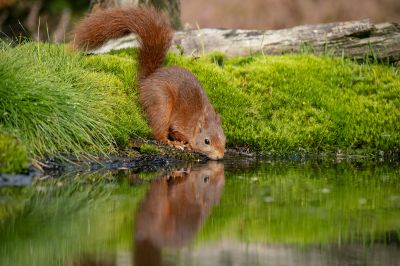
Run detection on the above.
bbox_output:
[89,19,400,64]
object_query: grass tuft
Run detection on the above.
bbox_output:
[0,43,150,169]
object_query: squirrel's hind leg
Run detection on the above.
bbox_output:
[149,120,170,146]
[145,104,189,152]
[145,105,172,146]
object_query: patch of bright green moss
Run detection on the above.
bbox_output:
[166,52,400,154]
[139,143,159,154]
[0,133,29,174]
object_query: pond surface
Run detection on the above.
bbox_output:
[1,159,400,266]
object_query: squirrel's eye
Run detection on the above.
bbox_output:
[204,176,209,183]
[204,139,210,145]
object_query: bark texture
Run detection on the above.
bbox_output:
[90,20,400,64]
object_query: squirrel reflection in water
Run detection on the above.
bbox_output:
[134,161,225,266]
[71,162,224,266]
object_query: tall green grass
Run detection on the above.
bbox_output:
[0,43,150,169]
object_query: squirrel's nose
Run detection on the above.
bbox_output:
[208,151,224,160]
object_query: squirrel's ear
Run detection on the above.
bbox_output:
[197,115,205,127]
[193,116,204,136]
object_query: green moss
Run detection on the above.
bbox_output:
[82,51,151,144]
[166,53,400,154]
[139,143,159,155]
[0,133,29,174]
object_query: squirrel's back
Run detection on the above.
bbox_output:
[71,6,173,79]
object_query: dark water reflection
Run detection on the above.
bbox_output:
[1,159,400,266]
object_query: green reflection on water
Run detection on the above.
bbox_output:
[198,161,400,246]
[0,172,147,266]
[0,161,399,266]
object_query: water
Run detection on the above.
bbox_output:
[1,159,399,266]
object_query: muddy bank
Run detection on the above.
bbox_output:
[2,141,399,187]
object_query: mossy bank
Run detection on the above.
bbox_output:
[1,43,400,173]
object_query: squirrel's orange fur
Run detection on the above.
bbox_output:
[71,6,225,160]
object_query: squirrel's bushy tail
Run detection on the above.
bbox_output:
[71,6,173,79]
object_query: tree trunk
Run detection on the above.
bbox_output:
[89,0,181,29]
[89,20,400,64]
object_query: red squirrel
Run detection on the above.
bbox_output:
[71,6,225,160]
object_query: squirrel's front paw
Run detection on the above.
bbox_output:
[167,140,187,150]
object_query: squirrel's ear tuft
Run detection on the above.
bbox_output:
[193,116,204,135]
[198,115,205,126]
